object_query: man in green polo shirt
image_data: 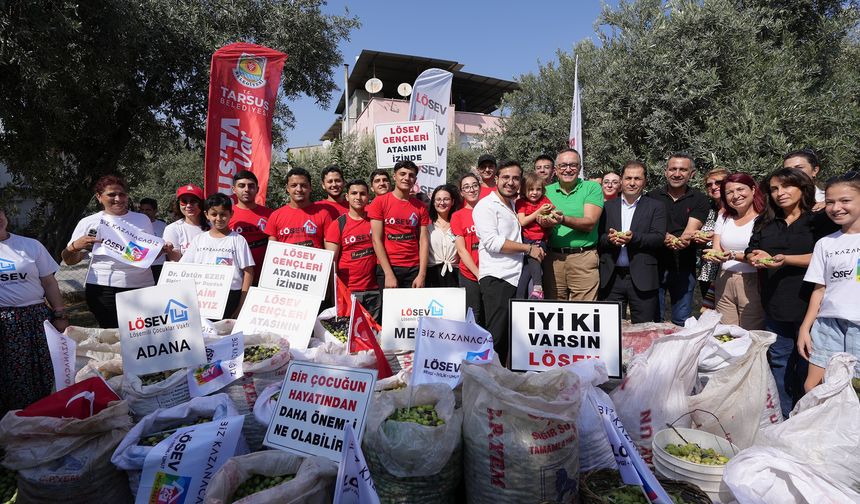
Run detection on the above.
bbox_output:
[543,148,604,300]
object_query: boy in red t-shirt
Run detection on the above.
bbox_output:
[367,161,429,292]
[266,167,332,248]
[515,172,561,299]
[229,170,273,284]
[317,165,349,219]
[324,179,380,320]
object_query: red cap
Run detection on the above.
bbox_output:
[176,184,204,200]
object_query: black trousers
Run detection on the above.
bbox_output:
[426,264,460,288]
[460,275,484,327]
[224,289,242,319]
[479,276,517,365]
[85,283,136,328]
[598,268,658,324]
[354,289,381,323]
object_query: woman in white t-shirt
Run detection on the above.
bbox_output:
[704,173,766,329]
[163,184,208,261]
[0,207,68,414]
[426,184,461,288]
[181,193,254,318]
[62,175,155,328]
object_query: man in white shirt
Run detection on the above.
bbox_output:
[597,160,667,322]
[474,160,546,363]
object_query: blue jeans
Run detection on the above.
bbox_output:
[766,318,807,419]
[657,269,696,326]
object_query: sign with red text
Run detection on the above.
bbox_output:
[258,241,333,299]
[117,281,207,376]
[203,42,287,204]
[158,262,233,319]
[380,288,466,352]
[233,287,320,350]
[373,120,437,168]
[408,68,452,194]
[264,361,377,462]
[509,299,622,378]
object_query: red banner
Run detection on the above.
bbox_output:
[203,42,287,205]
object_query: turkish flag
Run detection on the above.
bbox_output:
[335,276,353,317]
[348,295,391,379]
[17,376,120,419]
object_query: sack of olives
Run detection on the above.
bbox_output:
[312,307,349,345]
[75,357,124,393]
[122,367,191,421]
[111,393,245,495]
[203,451,337,504]
[696,323,752,389]
[566,361,617,472]
[291,338,377,369]
[374,369,411,393]
[252,381,282,427]
[462,360,582,504]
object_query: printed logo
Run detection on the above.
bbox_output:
[149,471,191,504]
[856,258,859,281]
[122,241,150,262]
[193,361,224,385]
[408,212,419,227]
[165,299,189,324]
[257,217,267,231]
[215,257,233,266]
[0,258,15,272]
[465,348,491,362]
[304,219,318,235]
[233,53,267,89]
[427,299,444,317]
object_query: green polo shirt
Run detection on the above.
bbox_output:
[545,179,604,248]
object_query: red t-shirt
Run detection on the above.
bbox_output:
[450,208,479,282]
[366,192,429,268]
[229,205,274,281]
[479,185,496,200]
[324,214,378,292]
[265,203,332,248]
[318,198,349,220]
[516,196,552,241]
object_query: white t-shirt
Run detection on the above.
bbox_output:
[163,219,205,257]
[473,191,523,287]
[427,222,459,271]
[714,213,757,273]
[0,234,59,307]
[804,231,860,323]
[68,211,155,288]
[815,186,825,203]
[151,219,167,266]
[180,231,255,290]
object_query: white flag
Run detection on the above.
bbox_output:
[568,56,584,179]
[411,316,494,389]
[408,68,453,195]
[43,321,77,391]
[92,217,165,269]
[334,423,380,504]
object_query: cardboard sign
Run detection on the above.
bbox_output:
[510,299,623,378]
[379,287,466,351]
[43,321,77,391]
[411,316,494,388]
[187,333,244,397]
[258,241,333,299]
[158,262,233,320]
[263,361,377,462]
[136,415,245,504]
[93,217,165,269]
[117,281,207,376]
[373,120,438,168]
[233,287,320,350]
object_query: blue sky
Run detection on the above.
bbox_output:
[285,0,611,147]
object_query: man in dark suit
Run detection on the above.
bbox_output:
[598,160,667,323]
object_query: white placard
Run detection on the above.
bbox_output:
[157,262,233,319]
[93,217,165,269]
[43,321,77,391]
[379,287,466,351]
[509,299,623,378]
[233,287,320,350]
[264,361,377,462]
[373,120,438,168]
[117,281,207,376]
[187,333,244,397]
[258,241,333,299]
[135,415,245,504]
[411,316,494,388]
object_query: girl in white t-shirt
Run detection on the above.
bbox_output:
[799,172,860,391]
[703,173,766,329]
[181,193,254,318]
[163,184,209,261]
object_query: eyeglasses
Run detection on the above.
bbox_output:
[557,163,581,170]
[461,184,480,191]
[826,171,860,185]
[705,179,725,188]
[435,197,452,203]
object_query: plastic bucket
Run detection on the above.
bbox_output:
[653,427,738,503]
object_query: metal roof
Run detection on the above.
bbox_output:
[334,49,519,115]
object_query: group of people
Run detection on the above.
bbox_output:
[1,146,857,422]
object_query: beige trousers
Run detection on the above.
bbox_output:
[543,249,599,301]
[714,270,765,330]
